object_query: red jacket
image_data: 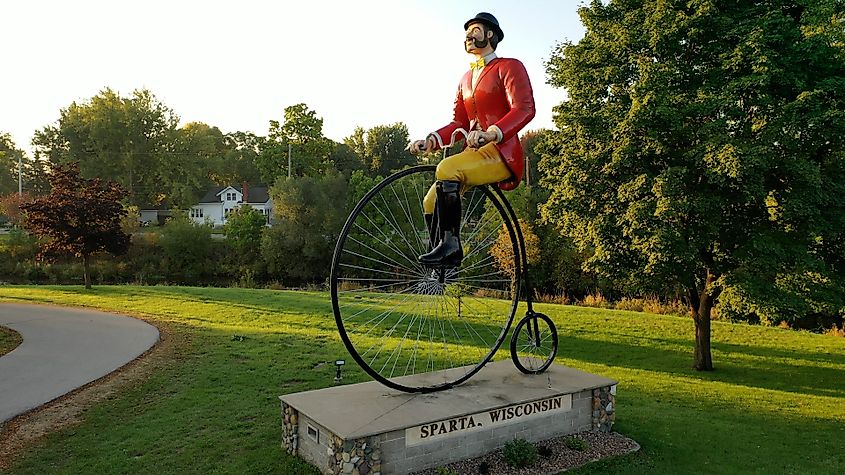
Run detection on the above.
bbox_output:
[433,57,536,190]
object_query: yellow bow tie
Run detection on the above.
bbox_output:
[470,58,486,70]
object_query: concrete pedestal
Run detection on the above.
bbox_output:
[280,361,617,475]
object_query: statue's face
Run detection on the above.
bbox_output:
[464,22,492,53]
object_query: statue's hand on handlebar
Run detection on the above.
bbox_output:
[467,130,497,148]
[407,136,436,155]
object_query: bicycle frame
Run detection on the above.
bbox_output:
[492,187,536,314]
[439,128,537,313]
[438,128,545,347]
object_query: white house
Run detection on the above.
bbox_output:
[189,184,273,226]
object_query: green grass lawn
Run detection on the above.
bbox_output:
[0,285,843,474]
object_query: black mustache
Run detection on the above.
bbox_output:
[465,37,488,49]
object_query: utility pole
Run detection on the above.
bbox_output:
[287,143,292,178]
[18,153,22,197]
[525,155,531,186]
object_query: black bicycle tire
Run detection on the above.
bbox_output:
[330,165,521,392]
[510,312,558,374]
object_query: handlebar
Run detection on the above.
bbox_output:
[446,128,484,148]
[408,128,485,157]
[409,128,488,157]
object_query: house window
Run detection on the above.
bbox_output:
[225,192,235,201]
[190,208,204,218]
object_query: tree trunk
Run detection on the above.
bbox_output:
[692,298,713,371]
[688,271,718,371]
[83,254,92,289]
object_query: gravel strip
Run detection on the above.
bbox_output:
[412,431,639,475]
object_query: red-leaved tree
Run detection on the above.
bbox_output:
[21,162,130,289]
[0,192,31,227]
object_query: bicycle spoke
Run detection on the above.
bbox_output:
[373,192,425,264]
[391,182,428,257]
[347,234,416,272]
[353,214,424,273]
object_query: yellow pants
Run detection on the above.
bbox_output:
[423,143,511,214]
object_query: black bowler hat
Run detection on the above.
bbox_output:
[464,12,504,42]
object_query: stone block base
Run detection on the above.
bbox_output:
[280,361,617,475]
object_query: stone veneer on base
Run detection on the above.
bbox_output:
[283,403,384,475]
[592,385,616,432]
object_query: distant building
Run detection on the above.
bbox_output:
[189,184,273,226]
[138,204,172,226]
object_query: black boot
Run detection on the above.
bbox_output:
[418,180,462,267]
[423,213,438,251]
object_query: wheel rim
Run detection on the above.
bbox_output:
[331,166,520,392]
[511,313,557,374]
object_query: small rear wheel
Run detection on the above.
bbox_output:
[510,312,557,374]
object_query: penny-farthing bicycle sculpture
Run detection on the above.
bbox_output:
[330,129,557,393]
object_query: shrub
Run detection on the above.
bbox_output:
[224,205,266,265]
[614,296,688,317]
[823,324,844,337]
[580,291,608,308]
[472,288,510,300]
[564,436,589,451]
[22,262,49,284]
[159,215,215,283]
[535,290,571,305]
[236,268,256,288]
[502,438,537,468]
[537,444,553,457]
[614,297,644,312]
[644,297,688,317]
[266,281,286,291]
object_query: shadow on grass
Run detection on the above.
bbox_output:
[557,330,845,399]
[569,381,845,474]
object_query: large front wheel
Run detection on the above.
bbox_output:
[330,166,521,392]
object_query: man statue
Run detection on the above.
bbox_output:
[409,12,536,268]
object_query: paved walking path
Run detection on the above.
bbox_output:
[0,303,159,423]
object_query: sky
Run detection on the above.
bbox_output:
[1,0,587,157]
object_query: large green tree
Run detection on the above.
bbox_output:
[261,172,348,285]
[32,88,179,206]
[161,122,226,208]
[344,123,416,176]
[217,131,265,186]
[21,162,130,289]
[541,0,845,370]
[328,142,365,176]
[257,103,332,182]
